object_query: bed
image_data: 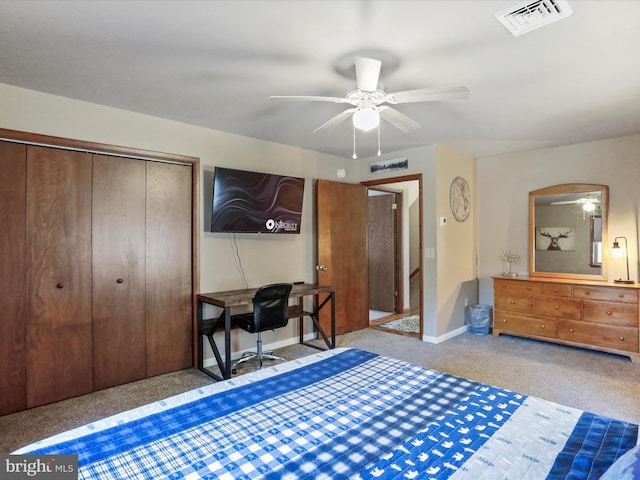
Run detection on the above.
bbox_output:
[14,348,639,479]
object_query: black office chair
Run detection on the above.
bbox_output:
[231,283,293,372]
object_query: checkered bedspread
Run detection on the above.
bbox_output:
[15,348,638,479]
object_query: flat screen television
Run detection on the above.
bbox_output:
[211,167,305,234]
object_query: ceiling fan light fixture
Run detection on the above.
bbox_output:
[352,106,379,131]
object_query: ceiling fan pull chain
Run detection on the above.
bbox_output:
[352,123,357,159]
[377,123,381,156]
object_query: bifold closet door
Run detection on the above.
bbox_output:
[0,141,27,415]
[145,161,192,376]
[26,146,93,408]
[92,155,146,390]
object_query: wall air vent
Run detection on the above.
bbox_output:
[494,0,573,37]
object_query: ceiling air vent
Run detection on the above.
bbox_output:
[494,0,573,37]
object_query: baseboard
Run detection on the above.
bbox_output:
[202,332,318,369]
[421,325,469,344]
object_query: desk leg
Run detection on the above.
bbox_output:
[197,301,205,370]
[298,297,304,345]
[330,290,336,347]
[301,293,336,351]
[223,307,232,380]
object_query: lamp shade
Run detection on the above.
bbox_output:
[352,106,380,131]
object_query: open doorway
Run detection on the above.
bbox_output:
[364,175,422,338]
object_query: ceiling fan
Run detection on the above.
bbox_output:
[551,196,600,212]
[269,56,470,156]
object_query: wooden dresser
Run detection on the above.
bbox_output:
[493,276,639,361]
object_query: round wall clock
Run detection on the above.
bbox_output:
[449,176,471,222]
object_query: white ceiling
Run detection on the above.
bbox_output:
[1,0,639,159]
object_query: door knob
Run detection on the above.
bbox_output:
[315,265,328,271]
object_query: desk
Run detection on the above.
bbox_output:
[197,283,335,381]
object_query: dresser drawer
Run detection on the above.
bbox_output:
[535,296,581,319]
[573,286,638,304]
[494,279,541,294]
[494,292,534,314]
[541,283,572,297]
[583,300,638,327]
[494,311,556,338]
[559,320,639,353]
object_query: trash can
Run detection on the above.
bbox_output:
[465,305,493,335]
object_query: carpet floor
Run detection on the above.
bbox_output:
[2,328,639,454]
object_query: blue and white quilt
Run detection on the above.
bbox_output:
[14,348,638,479]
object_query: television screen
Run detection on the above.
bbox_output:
[211,167,305,234]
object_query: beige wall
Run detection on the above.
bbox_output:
[355,144,477,341]
[0,82,481,363]
[477,134,640,305]
[0,83,346,360]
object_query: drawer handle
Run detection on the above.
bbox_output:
[569,328,575,333]
[606,311,612,316]
[554,288,559,293]
[554,305,560,310]
[619,336,625,341]
[619,294,624,299]
[510,300,516,304]
[540,324,545,329]
[116,278,124,284]
[56,283,64,289]
[502,318,507,323]
[527,286,531,290]
[585,291,590,295]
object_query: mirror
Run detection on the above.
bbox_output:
[529,184,608,280]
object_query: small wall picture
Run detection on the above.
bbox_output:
[370,157,408,174]
[535,227,576,251]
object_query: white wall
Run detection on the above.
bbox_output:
[478,134,640,305]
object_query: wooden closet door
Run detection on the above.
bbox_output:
[0,141,27,415]
[26,146,93,407]
[92,155,146,390]
[146,161,192,376]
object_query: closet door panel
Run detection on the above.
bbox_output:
[146,161,192,376]
[26,146,93,407]
[0,141,27,415]
[92,155,146,390]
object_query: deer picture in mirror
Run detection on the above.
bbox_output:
[529,184,608,280]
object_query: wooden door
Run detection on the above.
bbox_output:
[26,146,93,407]
[92,155,147,390]
[0,141,27,415]
[146,161,193,376]
[316,180,368,335]
[368,192,398,312]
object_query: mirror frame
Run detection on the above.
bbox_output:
[529,183,609,281]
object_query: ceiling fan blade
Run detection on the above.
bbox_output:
[355,57,381,92]
[379,106,421,133]
[313,108,357,133]
[387,86,470,104]
[269,95,346,103]
[551,198,601,205]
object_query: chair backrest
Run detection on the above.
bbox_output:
[253,283,293,332]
